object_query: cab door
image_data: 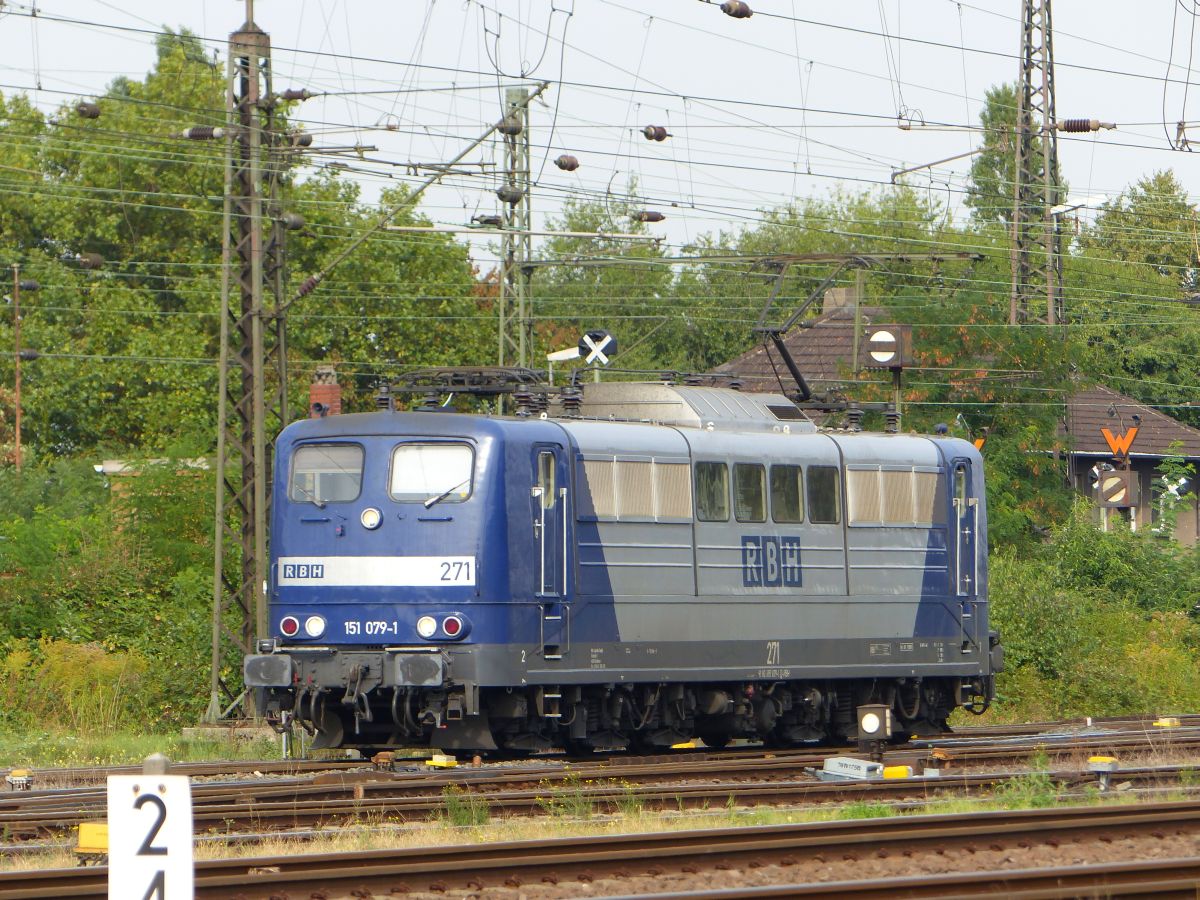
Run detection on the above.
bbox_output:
[952,460,979,651]
[532,445,568,658]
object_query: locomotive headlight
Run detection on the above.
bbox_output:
[304,615,326,638]
[360,507,383,530]
[416,615,438,639]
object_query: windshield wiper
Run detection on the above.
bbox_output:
[423,479,469,509]
[293,483,326,509]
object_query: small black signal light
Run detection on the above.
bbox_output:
[721,1,753,18]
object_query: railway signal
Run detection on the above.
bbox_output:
[579,330,617,366]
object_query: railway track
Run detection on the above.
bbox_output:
[4,798,1200,898]
[6,724,1200,840]
[0,759,1195,841]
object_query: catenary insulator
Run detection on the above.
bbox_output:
[554,154,580,171]
[289,132,314,148]
[496,185,525,205]
[280,88,312,102]
[17,349,39,361]
[16,280,39,292]
[642,125,669,142]
[475,214,503,227]
[634,210,666,223]
[497,115,523,136]
[280,213,306,231]
[1056,118,1115,133]
[75,102,100,119]
[77,253,104,270]
[720,1,753,18]
[180,126,225,140]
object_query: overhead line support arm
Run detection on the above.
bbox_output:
[283,81,549,314]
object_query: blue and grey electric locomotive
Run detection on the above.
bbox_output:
[245,381,1002,752]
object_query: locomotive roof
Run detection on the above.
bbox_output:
[556,382,818,433]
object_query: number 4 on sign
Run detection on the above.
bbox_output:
[107,775,193,900]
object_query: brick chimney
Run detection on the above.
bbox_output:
[309,365,341,417]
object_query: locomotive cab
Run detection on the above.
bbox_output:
[245,411,574,749]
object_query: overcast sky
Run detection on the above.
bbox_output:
[3,1,1200,265]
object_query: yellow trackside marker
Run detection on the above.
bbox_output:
[426,753,458,768]
[1153,717,1181,728]
[882,765,913,779]
[672,740,698,749]
[75,822,109,856]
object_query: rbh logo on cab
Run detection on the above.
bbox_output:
[283,563,325,579]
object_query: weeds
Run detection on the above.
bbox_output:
[536,771,594,819]
[993,770,1059,809]
[613,780,643,818]
[442,785,490,828]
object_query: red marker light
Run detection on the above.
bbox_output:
[442,616,463,637]
[280,616,300,637]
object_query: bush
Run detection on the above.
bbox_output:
[0,458,216,729]
[0,637,149,732]
[989,502,1200,719]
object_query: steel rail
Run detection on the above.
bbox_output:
[600,857,1200,899]
[4,799,1200,898]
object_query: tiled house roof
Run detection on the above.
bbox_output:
[711,305,886,391]
[1062,384,1200,458]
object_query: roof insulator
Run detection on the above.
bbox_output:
[280,88,312,102]
[720,1,753,19]
[75,101,100,119]
[475,214,503,227]
[634,210,666,223]
[554,154,580,171]
[497,115,523,136]
[642,125,669,142]
[77,252,104,270]
[496,185,525,205]
[180,125,225,140]
[1056,118,1116,133]
[280,212,306,231]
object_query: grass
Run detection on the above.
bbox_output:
[0,729,285,769]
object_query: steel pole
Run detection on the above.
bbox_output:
[11,265,20,472]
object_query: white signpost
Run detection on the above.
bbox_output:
[107,772,193,900]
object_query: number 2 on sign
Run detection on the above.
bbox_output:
[106,774,193,900]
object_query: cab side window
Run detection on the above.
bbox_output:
[770,464,804,523]
[734,463,766,523]
[808,465,841,524]
[695,462,729,522]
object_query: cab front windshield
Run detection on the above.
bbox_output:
[289,443,363,505]
[390,443,474,504]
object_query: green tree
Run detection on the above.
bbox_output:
[965,83,1021,228]
[1079,170,1198,292]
